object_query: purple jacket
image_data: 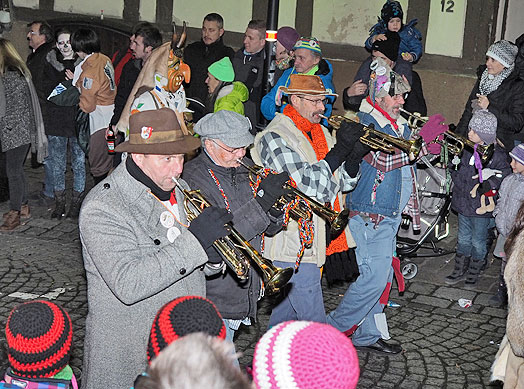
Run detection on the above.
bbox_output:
[451,145,511,217]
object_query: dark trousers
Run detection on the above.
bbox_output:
[0,143,30,211]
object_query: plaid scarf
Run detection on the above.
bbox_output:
[283,104,349,255]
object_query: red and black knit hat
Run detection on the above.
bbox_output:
[147,295,227,363]
[5,300,73,378]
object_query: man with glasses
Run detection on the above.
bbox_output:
[326,58,423,355]
[182,109,290,357]
[252,74,364,326]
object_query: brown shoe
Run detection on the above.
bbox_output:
[3,204,30,220]
[0,210,20,231]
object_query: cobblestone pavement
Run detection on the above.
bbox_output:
[0,163,505,388]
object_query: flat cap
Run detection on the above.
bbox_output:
[194,110,254,148]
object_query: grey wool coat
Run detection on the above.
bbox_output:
[78,161,208,389]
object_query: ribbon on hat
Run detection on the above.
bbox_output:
[473,144,484,182]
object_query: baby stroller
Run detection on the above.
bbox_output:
[396,156,455,279]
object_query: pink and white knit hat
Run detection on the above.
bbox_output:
[252,321,360,389]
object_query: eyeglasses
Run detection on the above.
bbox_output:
[28,31,40,36]
[298,96,329,106]
[212,140,246,154]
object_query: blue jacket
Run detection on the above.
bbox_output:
[365,19,423,63]
[451,145,511,218]
[261,59,336,126]
[347,109,413,217]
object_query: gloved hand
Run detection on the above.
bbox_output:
[344,141,372,177]
[256,172,292,213]
[418,114,448,155]
[324,120,364,172]
[188,207,233,251]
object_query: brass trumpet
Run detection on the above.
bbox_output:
[399,108,429,130]
[237,159,349,235]
[173,178,293,295]
[398,109,494,163]
[320,114,423,158]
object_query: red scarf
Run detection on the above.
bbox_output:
[366,96,399,131]
[283,105,348,256]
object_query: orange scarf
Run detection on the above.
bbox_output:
[283,105,349,256]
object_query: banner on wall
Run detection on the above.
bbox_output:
[425,0,467,58]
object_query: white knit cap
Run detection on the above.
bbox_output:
[486,40,518,68]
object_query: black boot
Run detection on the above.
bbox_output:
[444,255,470,285]
[51,190,67,220]
[0,176,8,203]
[489,259,508,307]
[464,257,485,288]
[67,191,84,219]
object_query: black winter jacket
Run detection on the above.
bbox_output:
[110,58,141,126]
[184,38,235,104]
[183,152,280,320]
[450,144,511,217]
[456,64,524,150]
[41,48,80,137]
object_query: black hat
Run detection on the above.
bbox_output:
[371,31,401,62]
[381,1,404,24]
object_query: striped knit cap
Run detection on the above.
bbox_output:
[147,295,227,363]
[6,300,73,378]
[253,321,360,389]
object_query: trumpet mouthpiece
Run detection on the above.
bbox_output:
[172,177,180,185]
[318,114,328,120]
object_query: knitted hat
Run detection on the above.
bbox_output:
[486,40,518,68]
[369,57,410,99]
[147,296,226,363]
[381,0,404,24]
[195,110,254,148]
[5,301,73,378]
[208,57,235,83]
[252,321,360,389]
[510,143,524,166]
[468,109,497,144]
[277,27,300,51]
[293,37,322,55]
[371,30,401,62]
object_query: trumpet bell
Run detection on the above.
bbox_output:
[330,208,349,235]
[262,263,294,295]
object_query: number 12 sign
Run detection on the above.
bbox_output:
[426,0,467,58]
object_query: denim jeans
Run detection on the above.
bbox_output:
[456,213,492,260]
[222,319,240,368]
[268,262,326,328]
[47,135,86,193]
[326,214,401,346]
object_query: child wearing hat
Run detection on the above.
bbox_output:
[252,321,360,389]
[1,301,78,388]
[205,57,249,116]
[491,143,524,306]
[445,110,511,288]
[365,0,423,63]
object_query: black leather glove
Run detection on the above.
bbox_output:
[324,121,365,172]
[344,141,372,177]
[255,172,292,213]
[188,207,233,251]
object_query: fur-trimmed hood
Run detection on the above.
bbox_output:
[45,48,81,73]
[505,228,524,357]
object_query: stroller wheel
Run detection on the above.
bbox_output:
[402,261,418,280]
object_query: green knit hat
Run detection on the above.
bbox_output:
[208,57,235,82]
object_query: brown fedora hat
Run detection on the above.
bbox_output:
[115,108,201,155]
[278,74,338,97]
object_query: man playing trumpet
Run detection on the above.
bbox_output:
[79,108,233,388]
[183,110,291,351]
[251,74,364,326]
[327,58,434,354]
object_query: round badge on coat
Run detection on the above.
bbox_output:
[160,211,175,228]
[167,226,181,243]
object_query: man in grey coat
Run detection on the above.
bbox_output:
[79,108,232,389]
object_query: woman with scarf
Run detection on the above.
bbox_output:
[456,40,524,150]
[0,38,46,230]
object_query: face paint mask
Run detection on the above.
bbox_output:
[166,48,191,92]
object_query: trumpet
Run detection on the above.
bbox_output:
[172,178,293,295]
[398,109,495,163]
[399,108,429,130]
[320,114,423,158]
[237,159,349,235]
